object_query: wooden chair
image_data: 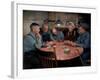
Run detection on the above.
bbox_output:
[76,47,91,66]
[80,49,91,66]
[79,56,91,66]
[38,49,58,68]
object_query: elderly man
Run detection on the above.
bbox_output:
[50,28,64,41]
[23,23,42,69]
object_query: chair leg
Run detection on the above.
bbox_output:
[79,56,91,66]
[79,56,85,66]
[55,60,58,67]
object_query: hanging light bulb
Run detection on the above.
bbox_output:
[56,19,63,27]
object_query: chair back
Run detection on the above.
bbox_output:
[38,50,57,68]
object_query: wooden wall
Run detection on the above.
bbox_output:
[23,11,83,36]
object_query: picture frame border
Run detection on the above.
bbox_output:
[11,1,97,78]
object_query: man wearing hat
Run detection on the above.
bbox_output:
[23,23,42,69]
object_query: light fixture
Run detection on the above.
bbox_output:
[55,19,63,27]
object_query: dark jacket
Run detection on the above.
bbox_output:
[63,28,79,41]
[76,32,90,62]
[42,31,51,42]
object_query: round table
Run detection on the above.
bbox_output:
[40,41,83,61]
